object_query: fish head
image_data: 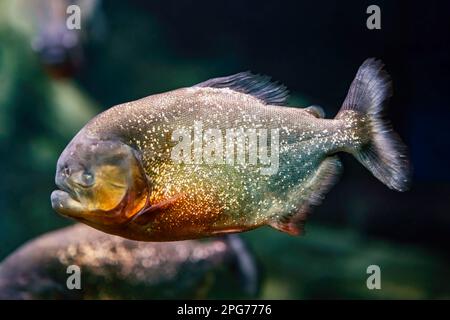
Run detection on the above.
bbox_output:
[51,137,149,227]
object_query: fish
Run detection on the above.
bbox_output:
[11,0,104,78]
[51,58,410,241]
[0,224,259,299]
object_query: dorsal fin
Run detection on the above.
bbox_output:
[194,71,289,106]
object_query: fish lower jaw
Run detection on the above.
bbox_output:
[51,189,85,217]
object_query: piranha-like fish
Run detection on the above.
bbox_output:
[13,0,104,78]
[51,59,410,241]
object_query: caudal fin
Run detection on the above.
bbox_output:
[337,58,410,191]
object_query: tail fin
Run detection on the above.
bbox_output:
[337,58,410,191]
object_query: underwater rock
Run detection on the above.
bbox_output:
[0,224,260,299]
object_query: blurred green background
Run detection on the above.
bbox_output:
[1,0,449,299]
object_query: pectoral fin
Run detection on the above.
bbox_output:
[130,194,183,225]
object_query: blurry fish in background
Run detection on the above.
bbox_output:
[0,224,260,299]
[10,0,105,78]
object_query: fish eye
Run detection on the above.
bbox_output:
[80,171,95,187]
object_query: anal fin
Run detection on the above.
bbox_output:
[269,156,342,235]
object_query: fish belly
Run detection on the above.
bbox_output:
[124,89,344,239]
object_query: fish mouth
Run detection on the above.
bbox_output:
[51,188,85,218]
[56,179,80,201]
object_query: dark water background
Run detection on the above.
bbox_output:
[0,0,449,298]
